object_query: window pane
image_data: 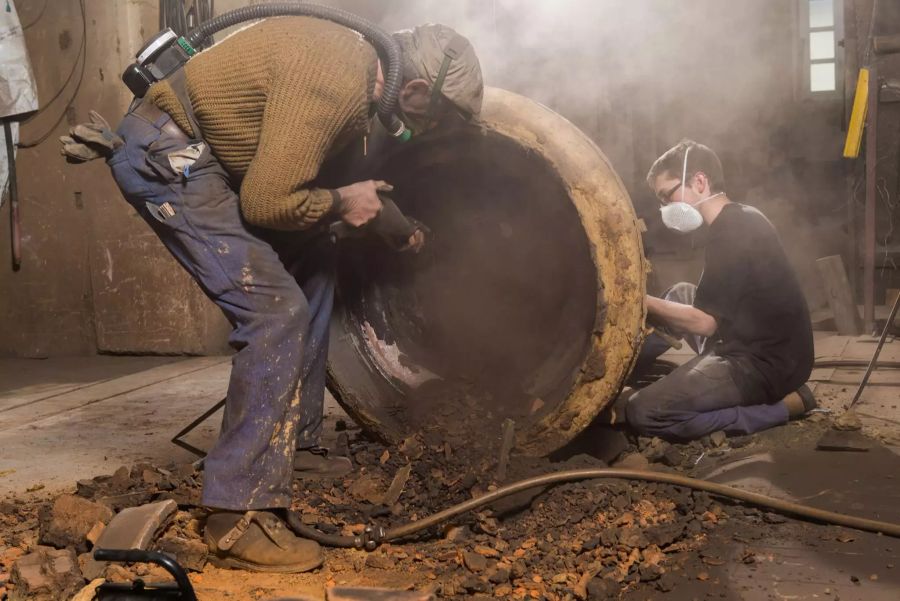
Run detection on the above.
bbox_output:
[811,62,836,92]
[809,0,834,28]
[810,30,835,60]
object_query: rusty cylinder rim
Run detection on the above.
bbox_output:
[327,87,647,456]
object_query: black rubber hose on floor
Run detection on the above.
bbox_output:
[289,468,900,548]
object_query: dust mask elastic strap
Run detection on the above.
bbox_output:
[679,145,723,209]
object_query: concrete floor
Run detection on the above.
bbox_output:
[0,355,348,497]
[2,334,900,600]
[2,332,900,496]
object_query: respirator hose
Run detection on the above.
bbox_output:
[288,467,900,549]
[184,2,405,137]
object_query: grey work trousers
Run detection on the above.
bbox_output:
[626,283,790,441]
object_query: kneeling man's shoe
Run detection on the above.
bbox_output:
[783,384,817,418]
[205,510,324,573]
[293,446,352,479]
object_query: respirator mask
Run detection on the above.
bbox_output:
[659,147,722,233]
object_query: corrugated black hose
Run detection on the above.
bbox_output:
[184,2,405,138]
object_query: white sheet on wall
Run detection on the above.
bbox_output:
[1,0,39,202]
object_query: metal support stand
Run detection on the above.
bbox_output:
[850,290,900,407]
[170,396,225,459]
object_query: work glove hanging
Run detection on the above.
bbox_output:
[59,111,123,163]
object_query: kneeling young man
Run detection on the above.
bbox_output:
[627,140,815,441]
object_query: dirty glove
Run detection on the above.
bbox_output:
[59,111,123,163]
[330,194,427,253]
[369,195,427,252]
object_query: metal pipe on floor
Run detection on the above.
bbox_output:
[850,290,900,406]
[289,468,900,548]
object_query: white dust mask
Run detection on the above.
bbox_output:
[659,146,722,233]
[660,201,704,233]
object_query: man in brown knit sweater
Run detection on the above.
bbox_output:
[90,17,483,572]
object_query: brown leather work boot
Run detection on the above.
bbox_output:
[293,446,352,479]
[205,510,324,573]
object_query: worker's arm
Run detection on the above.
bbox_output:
[238,54,375,230]
[646,295,718,338]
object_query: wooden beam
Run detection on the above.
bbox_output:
[874,34,900,55]
[817,255,863,335]
[864,63,878,334]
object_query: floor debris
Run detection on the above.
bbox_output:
[327,586,434,601]
[94,499,177,550]
[7,546,82,601]
[816,428,874,452]
[38,495,113,553]
[2,394,899,599]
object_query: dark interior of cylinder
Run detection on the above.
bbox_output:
[333,130,599,431]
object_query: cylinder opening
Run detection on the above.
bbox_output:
[333,129,600,436]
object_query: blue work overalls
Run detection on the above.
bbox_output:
[107,100,334,510]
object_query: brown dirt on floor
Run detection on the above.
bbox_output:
[0,431,746,600]
[2,396,891,601]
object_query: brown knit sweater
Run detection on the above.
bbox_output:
[146,17,376,230]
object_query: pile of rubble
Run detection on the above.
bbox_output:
[290,421,742,600]
[0,463,206,600]
[0,416,757,600]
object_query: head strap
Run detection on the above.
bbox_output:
[426,34,469,121]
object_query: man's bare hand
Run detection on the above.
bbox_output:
[335,180,391,227]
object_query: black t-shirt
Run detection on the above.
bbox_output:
[693,203,814,401]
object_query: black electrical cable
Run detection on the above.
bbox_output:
[20,0,49,31]
[175,0,188,37]
[201,0,214,25]
[18,0,87,148]
[161,0,188,38]
[21,0,85,123]
[288,468,900,549]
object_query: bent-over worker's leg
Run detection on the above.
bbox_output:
[109,109,308,510]
[266,231,337,449]
[626,354,789,440]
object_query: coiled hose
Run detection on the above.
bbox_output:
[184,2,406,137]
[288,468,900,549]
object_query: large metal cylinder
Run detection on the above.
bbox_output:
[327,88,647,455]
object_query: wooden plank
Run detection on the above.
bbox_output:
[0,360,231,495]
[808,367,836,382]
[0,356,180,409]
[816,255,862,335]
[0,356,229,431]
[874,33,900,55]
[864,65,878,334]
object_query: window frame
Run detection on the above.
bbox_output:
[797,0,844,100]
